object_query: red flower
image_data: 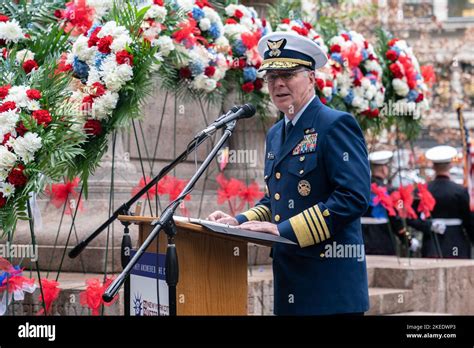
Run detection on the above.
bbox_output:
[0,14,9,22]
[2,132,11,145]
[84,119,102,136]
[16,122,27,137]
[330,44,341,53]
[241,31,260,49]
[315,78,325,90]
[389,63,403,78]
[388,38,399,47]
[88,27,102,47]
[116,50,134,66]
[254,78,263,90]
[225,18,237,24]
[82,95,94,111]
[216,174,244,203]
[238,57,246,69]
[291,25,308,36]
[371,183,396,216]
[54,9,63,19]
[417,183,436,219]
[131,176,157,199]
[153,0,164,4]
[97,35,113,54]
[32,110,52,126]
[415,93,424,103]
[325,80,333,88]
[320,97,327,104]
[80,277,118,316]
[91,82,106,98]
[8,165,28,187]
[179,67,192,79]
[369,109,380,118]
[303,21,312,30]
[262,18,267,27]
[241,82,254,93]
[0,101,17,112]
[46,177,82,214]
[37,279,61,315]
[390,185,417,219]
[26,89,42,100]
[421,65,436,87]
[204,66,216,77]
[0,192,6,208]
[281,18,290,24]
[22,59,39,74]
[385,50,398,61]
[238,181,264,209]
[341,33,350,41]
[234,9,244,19]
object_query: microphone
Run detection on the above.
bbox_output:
[195,104,256,138]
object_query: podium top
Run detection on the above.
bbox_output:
[118,215,296,247]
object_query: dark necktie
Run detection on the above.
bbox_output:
[283,121,294,144]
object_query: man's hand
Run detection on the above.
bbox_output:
[239,221,280,236]
[431,220,446,235]
[207,210,239,226]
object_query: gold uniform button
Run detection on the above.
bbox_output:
[299,156,305,162]
[275,172,281,179]
[274,193,280,200]
[299,169,304,175]
[274,214,281,222]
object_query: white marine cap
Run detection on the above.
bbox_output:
[425,145,457,164]
[257,31,328,72]
[368,150,393,165]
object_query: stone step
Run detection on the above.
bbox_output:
[367,287,414,315]
[390,311,453,315]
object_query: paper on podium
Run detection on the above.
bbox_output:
[173,216,297,245]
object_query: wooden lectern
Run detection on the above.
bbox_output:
[118,215,295,316]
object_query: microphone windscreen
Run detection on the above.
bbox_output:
[242,103,256,118]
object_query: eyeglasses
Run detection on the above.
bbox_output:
[263,69,308,83]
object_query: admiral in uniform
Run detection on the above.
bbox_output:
[208,32,371,315]
[407,146,474,258]
[362,151,419,255]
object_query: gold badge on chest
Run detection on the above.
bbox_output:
[298,180,311,196]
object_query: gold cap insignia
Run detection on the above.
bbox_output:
[267,38,286,58]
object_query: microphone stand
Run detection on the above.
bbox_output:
[68,131,214,259]
[102,121,238,316]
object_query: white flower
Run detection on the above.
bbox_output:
[10,132,42,164]
[100,56,133,92]
[110,34,132,53]
[176,0,194,11]
[5,86,28,108]
[364,59,382,75]
[192,74,217,92]
[0,145,17,170]
[145,5,167,22]
[199,18,211,32]
[0,20,24,43]
[16,49,35,63]
[91,91,117,120]
[375,92,385,108]
[26,100,41,111]
[72,35,96,63]
[0,110,19,136]
[322,86,333,98]
[87,66,101,85]
[329,36,346,47]
[202,7,221,23]
[240,17,253,31]
[88,0,114,18]
[0,182,15,198]
[392,78,409,97]
[214,36,230,53]
[98,21,128,39]
[156,36,175,57]
[339,88,349,98]
[225,4,239,17]
[223,23,247,38]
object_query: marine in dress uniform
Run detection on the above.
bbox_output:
[407,146,473,258]
[362,151,417,255]
[210,32,371,315]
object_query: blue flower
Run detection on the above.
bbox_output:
[192,7,204,21]
[407,89,419,102]
[343,90,354,105]
[262,26,268,36]
[94,52,108,68]
[209,23,221,39]
[392,46,402,55]
[73,57,90,83]
[331,53,344,65]
[189,61,204,76]
[361,49,368,61]
[233,39,247,56]
[0,272,7,285]
[243,67,257,82]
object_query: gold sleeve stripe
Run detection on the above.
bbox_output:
[308,207,325,242]
[253,207,266,221]
[260,205,272,221]
[254,205,271,221]
[303,210,320,244]
[242,209,260,222]
[315,205,330,240]
[289,214,314,247]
